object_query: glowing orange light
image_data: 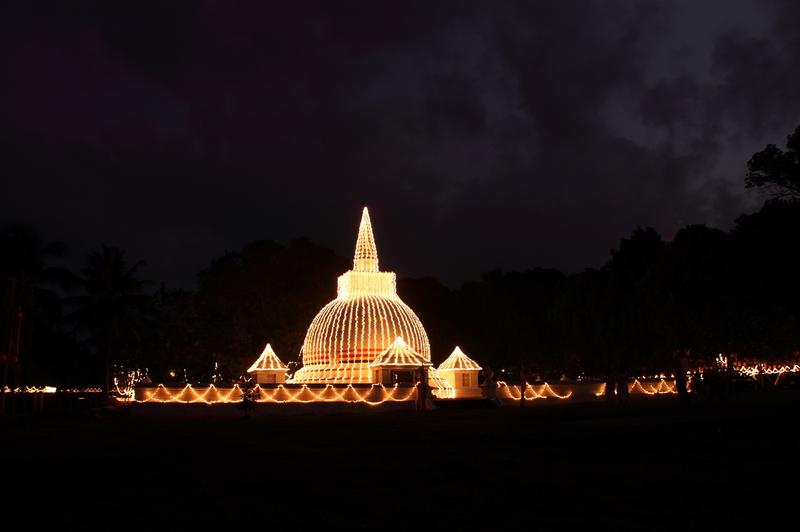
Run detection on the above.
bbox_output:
[496,381,573,400]
[136,383,418,406]
[594,378,678,397]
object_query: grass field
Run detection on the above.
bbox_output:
[2,392,798,528]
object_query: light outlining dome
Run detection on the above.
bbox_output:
[290,208,431,384]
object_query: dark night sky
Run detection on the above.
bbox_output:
[2,0,799,287]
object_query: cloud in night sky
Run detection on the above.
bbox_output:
[1,0,799,287]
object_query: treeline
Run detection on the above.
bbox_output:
[4,198,799,387]
[405,199,800,376]
[3,126,800,386]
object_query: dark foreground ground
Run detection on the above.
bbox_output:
[2,392,799,529]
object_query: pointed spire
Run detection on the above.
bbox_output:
[353,207,379,272]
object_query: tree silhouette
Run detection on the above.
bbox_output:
[68,246,151,394]
[746,125,800,200]
[9,120,800,387]
[0,225,72,389]
[152,238,349,381]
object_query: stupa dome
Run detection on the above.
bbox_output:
[290,208,430,384]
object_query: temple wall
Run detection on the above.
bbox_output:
[132,379,678,412]
[134,382,419,406]
[492,379,679,404]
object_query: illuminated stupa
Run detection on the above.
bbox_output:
[290,208,431,384]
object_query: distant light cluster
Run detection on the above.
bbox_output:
[3,386,58,393]
[2,386,101,394]
[735,363,800,377]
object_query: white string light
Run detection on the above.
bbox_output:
[2,386,59,394]
[734,363,800,377]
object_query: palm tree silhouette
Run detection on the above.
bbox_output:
[68,246,151,395]
[1,225,72,393]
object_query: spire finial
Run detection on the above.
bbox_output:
[353,207,379,272]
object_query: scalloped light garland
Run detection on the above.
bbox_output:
[136,383,418,406]
[594,378,679,397]
[495,381,573,400]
